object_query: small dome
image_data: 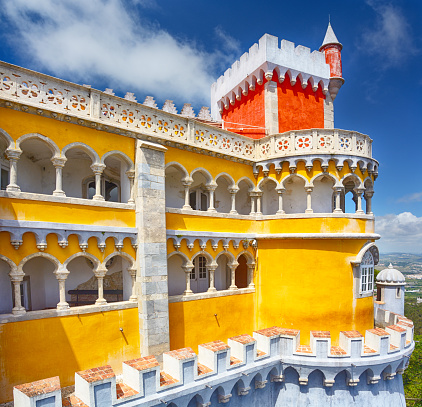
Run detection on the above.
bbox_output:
[376,263,406,285]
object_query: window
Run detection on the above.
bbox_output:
[189,189,208,211]
[360,251,374,294]
[396,287,401,298]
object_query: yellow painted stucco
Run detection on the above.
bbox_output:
[0,307,140,404]
[168,293,255,352]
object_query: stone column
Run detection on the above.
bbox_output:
[6,148,22,192]
[135,140,170,356]
[94,267,108,305]
[305,187,313,213]
[249,192,256,215]
[229,262,239,290]
[54,268,70,310]
[182,179,192,210]
[126,170,135,204]
[365,191,374,215]
[247,263,256,288]
[128,267,137,301]
[51,157,67,197]
[354,188,365,214]
[333,187,343,213]
[182,265,194,296]
[276,188,285,214]
[90,163,106,201]
[207,265,217,293]
[256,192,262,215]
[264,81,279,135]
[206,183,217,212]
[229,186,239,214]
[9,272,25,315]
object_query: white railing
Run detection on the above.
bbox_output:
[0,61,372,161]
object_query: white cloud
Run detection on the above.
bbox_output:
[360,1,419,68]
[0,0,240,106]
[376,212,422,253]
[397,192,422,203]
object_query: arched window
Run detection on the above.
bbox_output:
[190,256,208,293]
[360,251,374,294]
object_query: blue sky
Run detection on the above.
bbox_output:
[0,0,421,253]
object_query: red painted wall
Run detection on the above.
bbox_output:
[221,81,266,139]
[277,72,325,133]
[323,45,342,78]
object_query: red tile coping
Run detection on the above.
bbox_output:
[257,350,266,357]
[200,340,230,352]
[123,356,159,371]
[396,315,413,324]
[230,356,242,365]
[296,345,312,354]
[340,330,364,338]
[229,334,256,344]
[311,331,331,338]
[15,376,60,398]
[197,363,212,375]
[330,346,347,356]
[160,372,178,387]
[390,344,398,351]
[116,383,138,400]
[76,366,115,383]
[165,348,196,360]
[363,345,377,354]
[367,328,390,337]
[254,326,299,337]
[406,340,411,346]
[62,395,88,407]
[387,325,407,333]
[398,321,413,328]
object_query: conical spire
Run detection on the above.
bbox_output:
[320,23,342,51]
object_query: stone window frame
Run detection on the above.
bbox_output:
[359,251,374,295]
[351,242,379,299]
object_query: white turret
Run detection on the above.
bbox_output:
[375,264,406,315]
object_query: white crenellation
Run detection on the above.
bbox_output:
[143,96,157,108]
[180,103,195,118]
[210,34,331,120]
[162,100,177,114]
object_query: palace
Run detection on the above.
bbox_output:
[0,24,414,406]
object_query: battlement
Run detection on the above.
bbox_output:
[13,313,414,407]
[211,34,331,119]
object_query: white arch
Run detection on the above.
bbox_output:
[257,176,279,191]
[18,252,60,273]
[62,142,100,164]
[215,172,236,188]
[309,172,340,188]
[101,150,134,170]
[167,251,192,267]
[0,128,15,149]
[191,250,214,266]
[341,173,364,189]
[190,167,213,184]
[236,250,255,265]
[16,133,60,157]
[363,176,374,190]
[280,173,310,188]
[235,176,255,190]
[351,242,379,266]
[102,251,135,268]
[165,161,189,179]
[215,250,236,264]
[63,252,101,269]
[0,254,17,274]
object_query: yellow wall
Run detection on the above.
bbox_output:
[0,307,140,403]
[169,293,255,352]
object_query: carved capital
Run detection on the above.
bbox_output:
[90,163,106,175]
[6,148,22,160]
[51,156,67,168]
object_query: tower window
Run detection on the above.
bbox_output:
[360,251,374,294]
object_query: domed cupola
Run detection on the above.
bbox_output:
[375,263,406,315]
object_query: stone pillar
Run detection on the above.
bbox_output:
[182,265,194,296]
[354,188,365,214]
[247,263,256,288]
[135,140,170,356]
[207,265,217,293]
[229,186,239,214]
[264,81,279,135]
[126,170,135,204]
[276,188,285,214]
[90,163,106,201]
[206,183,217,212]
[6,148,22,192]
[365,191,374,215]
[256,192,262,215]
[51,157,67,197]
[128,267,137,301]
[182,179,192,210]
[249,193,256,215]
[333,187,343,213]
[94,267,108,305]
[229,262,239,290]
[305,187,313,213]
[54,268,70,310]
[9,272,25,315]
